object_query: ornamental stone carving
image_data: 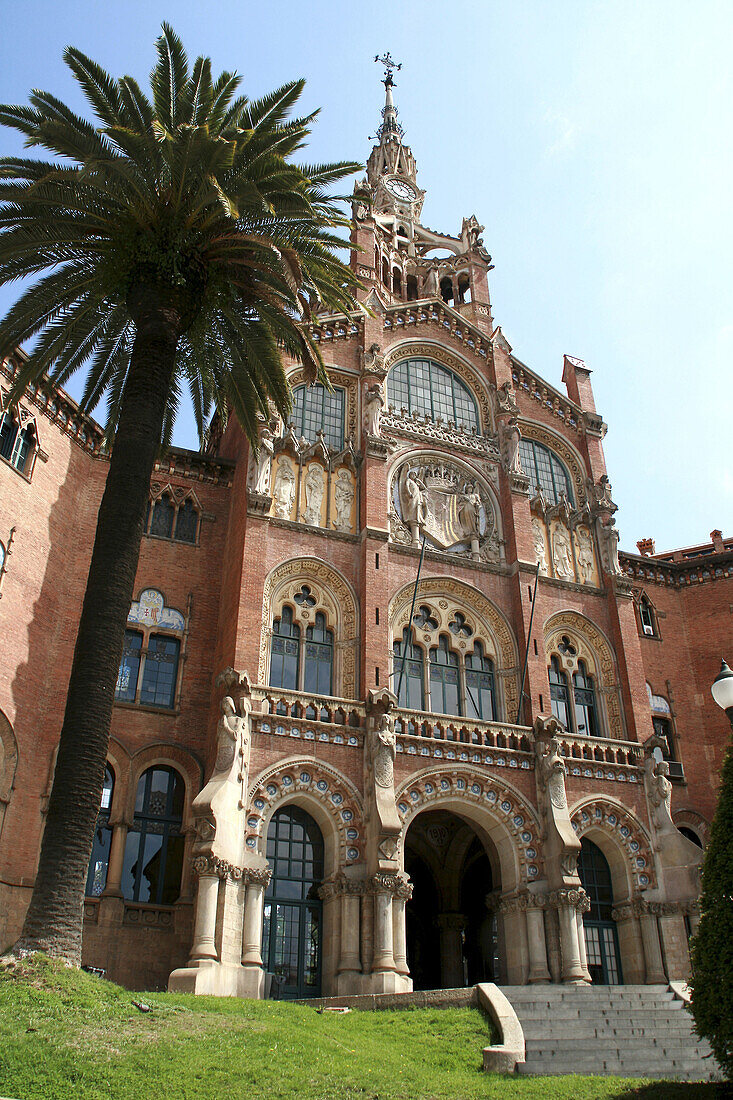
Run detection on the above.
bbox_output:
[532,518,549,576]
[364,688,402,873]
[303,462,326,526]
[333,469,355,531]
[391,457,498,559]
[534,715,581,888]
[247,421,276,497]
[272,456,297,519]
[363,381,385,438]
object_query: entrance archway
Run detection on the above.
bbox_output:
[579,837,622,985]
[404,810,499,990]
[262,806,324,998]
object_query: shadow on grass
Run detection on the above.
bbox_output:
[612,1083,732,1099]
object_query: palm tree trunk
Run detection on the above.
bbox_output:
[12,302,180,964]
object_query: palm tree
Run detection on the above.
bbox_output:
[0,25,360,963]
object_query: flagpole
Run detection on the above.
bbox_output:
[396,534,427,704]
[516,561,541,725]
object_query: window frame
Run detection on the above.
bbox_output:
[0,410,37,479]
[145,489,201,546]
[121,765,185,906]
[115,626,183,712]
[270,604,335,698]
[392,625,500,721]
[290,382,346,452]
[518,437,574,505]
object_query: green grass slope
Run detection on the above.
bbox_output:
[0,957,721,1100]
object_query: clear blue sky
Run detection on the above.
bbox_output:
[1,0,731,553]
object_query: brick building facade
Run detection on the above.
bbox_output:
[0,68,730,996]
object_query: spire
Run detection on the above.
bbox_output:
[374,53,404,143]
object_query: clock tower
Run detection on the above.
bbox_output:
[352,55,494,329]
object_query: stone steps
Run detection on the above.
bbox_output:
[500,984,719,1080]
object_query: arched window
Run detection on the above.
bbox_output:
[263,806,324,998]
[572,660,598,737]
[393,268,402,296]
[548,655,571,729]
[465,641,496,721]
[150,493,175,538]
[406,274,418,301]
[175,499,199,543]
[0,412,36,475]
[303,612,333,695]
[429,636,461,716]
[518,438,574,505]
[122,766,185,905]
[116,629,181,709]
[440,275,454,304]
[393,628,425,711]
[386,358,479,433]
[290,383,345,451]
[270,606,301,691]
[578,838,622,985]
[85,766,115,897]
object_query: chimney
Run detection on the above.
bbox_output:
[710,529,724,552]
[636,538,656,557]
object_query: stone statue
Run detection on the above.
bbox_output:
[272,456,296,519]
[495,381,520,417]
[589,474,617,514]
[596,517,622,575]
[361,342,384,376]
[575,527,595,584]
[215,696,245,772]
[423,266,439,297]
[363,381,385,437]
[333,468,355,531]
[499,416,522,474]
[457,484,482,539]
[534,716,581,891]
[552,523,574,579]
[400,467,428,529]
[532,518,548,575]
[248,425,274,496]
[649,759,673,831]
[374,712,397,788]
[303,463,325,526]
[539,736,568,809]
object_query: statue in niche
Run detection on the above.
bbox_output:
[374,711,397,788]
[552,523,574,579]
[333,469,355,531]
[575,527,595,584]
[215,696,245,772]
[457,484,481,539]
[423,266,439,297]
[499,416,522,474]
[272,456,296,519]
[363,380,385,437]
[248,424,275,496]
[303,463,325,526]
[532,518,548,575]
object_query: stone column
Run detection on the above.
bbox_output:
[687,901,700,938]
[339,891,362,976]
[575,907,591,983]
[438,913,465,989]
[189,865,220,963]
[525,899,551,983]
[392,893,409,977]
[551,889,589,984]
[241,874,268,967]
[372,886,395,973]
[101,820,128,898]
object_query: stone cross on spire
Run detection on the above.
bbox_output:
[373,53,404,142]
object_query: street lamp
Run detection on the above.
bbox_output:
[711,659,733,730]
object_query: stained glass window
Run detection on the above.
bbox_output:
[140,635,180,708]
[386,358,479,433]
[518,439,574,505]
[291,384,345,451]
[121,766,185,905]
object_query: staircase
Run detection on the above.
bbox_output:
[501,984,719,1079]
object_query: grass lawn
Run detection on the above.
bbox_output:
[0,957,725,1100]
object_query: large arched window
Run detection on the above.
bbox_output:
[386,358,479,433]
[291,383,345,451]
[270,606,333,696]
[303,612,333,695]
[393,628,425,711]
[548,655,571,729]
[578,838,622,985]
[270,606,300,691]
[518,438,574,505]
[465,641,496,721]
[263,806,324,998]
[85,766,115,897]
[121,766,185,905]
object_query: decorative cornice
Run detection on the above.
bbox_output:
[621,549,733,589]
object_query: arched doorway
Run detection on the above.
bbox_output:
[262,806,324,998]
[404,810,498,990]
[578,837,622,985]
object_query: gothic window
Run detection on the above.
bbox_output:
[150,492,175,538]
[290,383,345,451]
[115,597,184,711]
[393,268,402,296]
[440,276,454,304]
[270,606,301,691]
[517,438,574,505]
[174,499,199,543]
[85,765,115,897]
[465,642,496,721]
[572,660,598,737]
[393,628,425,711]
[548,655,571,730]
[0,412,36,476]
[121,766,185,905]
[303,612,333,695]
[263,806,324,998]
[386,358,479,433]
[429,636,461,716]
[116,631,143,702]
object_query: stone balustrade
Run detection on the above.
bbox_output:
[555,731,642,770]
[253,687,365,746]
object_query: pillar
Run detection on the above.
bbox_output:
[575,907,591,983]
[189,872,220,963]
[392,894,409,977]
[101,821,128,898]
[438,913,465,988]
[526,903,551,983]
[339,892,362,976]
[372,889,395,972]
[241,880,265,967]
[640,910,667,983]
[557,902,585,983]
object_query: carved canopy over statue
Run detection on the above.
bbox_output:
[391,457,500,559]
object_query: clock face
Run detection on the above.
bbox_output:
[385,176,417,202]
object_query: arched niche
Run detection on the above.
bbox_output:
[246,757,364,874]
[259,558,359,698]
[389,577,520,720]
[544,610,624,740]
[395,765,543,895]
[570,796,657,899]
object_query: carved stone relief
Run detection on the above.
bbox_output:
[302,462,326,527]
